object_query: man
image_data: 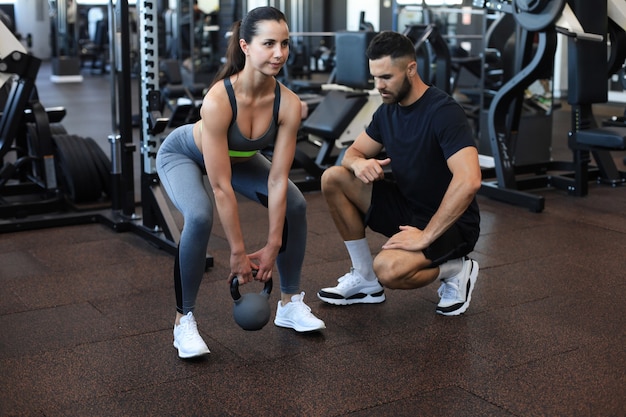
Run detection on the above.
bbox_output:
[317,31,481,316]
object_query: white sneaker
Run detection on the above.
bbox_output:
[274,292,326,332]
[436,258,479,316]
[173,312,210,358]
[317,268,385,305]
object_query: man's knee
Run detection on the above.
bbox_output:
[373,250,433,289]
[321,165,351,194]
[373,253,402,288]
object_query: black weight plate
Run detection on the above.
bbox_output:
[608,19,626,77]
[53,134,100,203]
[52,134,79,201]
[49,123,67,135]
[68,135,103,203]
[512,0,565,32]
[84,137,112,197]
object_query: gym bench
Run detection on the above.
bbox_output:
[299,89,369,168]
[570,125,626,191]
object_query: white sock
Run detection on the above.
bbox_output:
[437,257,464,280]
[345,238,376,281]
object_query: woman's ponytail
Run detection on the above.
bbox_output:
[211,21,245,85]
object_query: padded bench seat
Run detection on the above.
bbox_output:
[576,126,626,149]
[301,90,368,139]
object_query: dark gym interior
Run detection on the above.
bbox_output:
[1,0,625,416]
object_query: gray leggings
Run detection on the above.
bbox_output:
[156,124,307,314]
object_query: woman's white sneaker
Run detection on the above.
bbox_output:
[274,292,326,332]
[173,312,210,358]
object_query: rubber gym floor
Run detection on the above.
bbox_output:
[1,62,625,417]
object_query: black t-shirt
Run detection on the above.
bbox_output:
[365,86,480,235]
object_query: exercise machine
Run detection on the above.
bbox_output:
[600,0,626,167]
[0,0,213,268]
[0,31,62,218]
[474,0,625,212]
[403,23,452,95]
[158,58,205,128]
[0,20,110,223]
[563,0,626,194]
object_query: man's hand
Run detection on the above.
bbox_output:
[382,225,430,252]
[352,157,391,184]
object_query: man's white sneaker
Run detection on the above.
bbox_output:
[436,258,479,316]
[173,312,210,359]
[317,268,385,305]
[274,292,326,332]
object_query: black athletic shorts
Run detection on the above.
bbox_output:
[364,179,477,267]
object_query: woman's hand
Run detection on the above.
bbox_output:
[228,252,258,285]
[247,244,279,282]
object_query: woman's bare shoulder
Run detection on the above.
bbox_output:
[277,82,302,121]
[278,82,300,103]
[201,81,231,119]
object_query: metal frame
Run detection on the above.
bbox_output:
[0,0,213,268]
[475,0,616,212]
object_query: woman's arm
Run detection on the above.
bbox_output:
[200,85,253,281]
[250,86,301,281]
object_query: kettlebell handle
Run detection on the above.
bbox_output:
[230,271,272,301]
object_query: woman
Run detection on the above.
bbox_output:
[156,6,325,359]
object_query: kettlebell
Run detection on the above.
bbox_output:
[230,273,273,331]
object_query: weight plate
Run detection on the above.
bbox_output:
[608,19,626,77]
[512,0,565,32]
[49,123,67,135]
[52,134,78,201]
[84,137,112,197]
[53,134,102,203]
[70,134,104,203]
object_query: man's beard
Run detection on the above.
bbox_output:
[382,75,412,104]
